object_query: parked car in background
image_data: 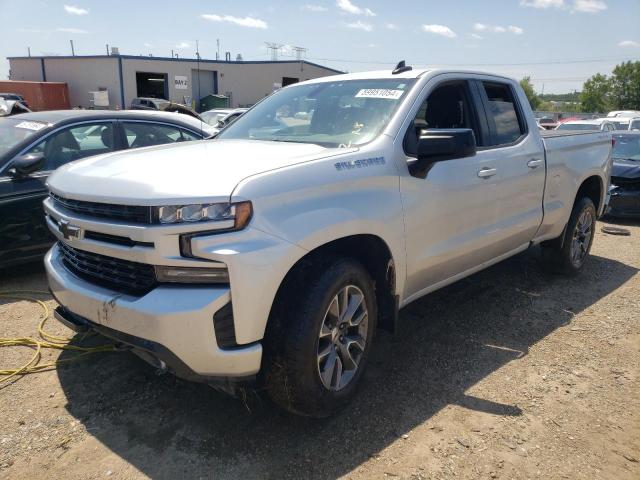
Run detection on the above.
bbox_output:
[45,66,612,416]
[0,110,211,268]
[537,117,558,130]
[603,116,640,131]
[0,93,29,108]
[606,110,640,119]
[0,98,31,117]
[608,131,640,218]
[130,97,170,110]
[201,108,248,131]
[555,119,616,132]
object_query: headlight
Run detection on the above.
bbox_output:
[156,201,252,230]
[155,265,229,284]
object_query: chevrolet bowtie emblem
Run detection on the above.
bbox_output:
[59,219,81,240]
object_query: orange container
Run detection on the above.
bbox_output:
[0,81,70,111]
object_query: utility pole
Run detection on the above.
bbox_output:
[106,44,109,55]
[291,46,307,61]
[70,40,75,56]
[265,42,283,61]
[27,47,31,57]
[216,38,220,60]
[196,40,200,59]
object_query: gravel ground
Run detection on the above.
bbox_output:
[0,218,638,480]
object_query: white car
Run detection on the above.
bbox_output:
[555,119,616,132]
[606,110,640,119]
[200,108,247,132]
[45,64,612,416]
[603,116,640,131]
[628,118,640,131]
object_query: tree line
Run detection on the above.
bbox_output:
[519,60,640,113]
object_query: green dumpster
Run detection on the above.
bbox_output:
[199,94,229,112]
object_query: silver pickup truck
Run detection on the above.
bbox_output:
[44,64,612,417]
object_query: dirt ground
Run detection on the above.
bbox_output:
[0,218,638,480]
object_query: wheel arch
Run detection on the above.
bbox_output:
[268,234,399,336]
[576,174,604,216]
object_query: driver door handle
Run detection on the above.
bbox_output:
[527,158,544,168]
[477,167,497,178]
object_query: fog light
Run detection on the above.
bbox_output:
[155,266,229,283]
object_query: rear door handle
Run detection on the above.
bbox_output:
[527,158,544,169]
[477,167,497,178]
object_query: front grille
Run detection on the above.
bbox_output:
[58,242,157,295]
[51,192,154,224]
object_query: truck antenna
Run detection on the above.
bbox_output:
[392,60,412,75]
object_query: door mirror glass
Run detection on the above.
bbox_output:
[10,153,45,177]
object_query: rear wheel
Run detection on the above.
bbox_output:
[262,257,376,417]
[542,197,596,274]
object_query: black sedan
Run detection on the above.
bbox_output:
[0,110,212,268]
[608,131,640,219]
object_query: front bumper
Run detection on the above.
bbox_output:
[607,188,640,218]
[46,245,263,379]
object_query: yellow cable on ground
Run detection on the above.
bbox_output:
[0,290,117,385]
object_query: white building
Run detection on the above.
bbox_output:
[7,54,342,110]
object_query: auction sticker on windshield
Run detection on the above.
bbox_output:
[355,89,405,100]
[15,121,48,131]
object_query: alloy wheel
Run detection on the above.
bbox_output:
[317,285,369,391]
[570,209,593,267]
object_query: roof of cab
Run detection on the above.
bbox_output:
[298,68,517,86]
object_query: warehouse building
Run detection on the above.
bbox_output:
[7,54,342,110]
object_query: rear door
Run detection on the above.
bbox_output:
[474,79,545,252]
[120,121,202,149]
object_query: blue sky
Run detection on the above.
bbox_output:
[1,0,639,93]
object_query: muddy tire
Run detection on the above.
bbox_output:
[262,257,376,417]
[542,197,597,275]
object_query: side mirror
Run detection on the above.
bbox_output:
[409,128,476,177]
[9,153,45,177]
[216,120,225,128]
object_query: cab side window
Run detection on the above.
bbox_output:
[481,82,526,146]
[24,122,115,170]
[404,81,481,157]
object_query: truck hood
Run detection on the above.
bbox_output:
[48,139,355,205]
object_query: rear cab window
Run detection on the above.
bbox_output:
[480,81,527,146]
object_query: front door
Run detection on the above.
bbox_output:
[399,78,505,301]
[0,171,51,266]
[0,121,116,266]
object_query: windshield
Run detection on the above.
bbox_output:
[0,117,47,157]
[217,79,416,147]
[556,123,599,131]
[613,135,640,160]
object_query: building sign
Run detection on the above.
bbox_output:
[90,90,109,107]
[175,76,188,90]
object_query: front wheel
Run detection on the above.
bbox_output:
[542,197,597,274]
[262,257,377,417]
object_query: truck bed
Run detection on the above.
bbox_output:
[540,130,604,139]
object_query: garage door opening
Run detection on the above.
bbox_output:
[282,77,299,87]
[136,72,168,99]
